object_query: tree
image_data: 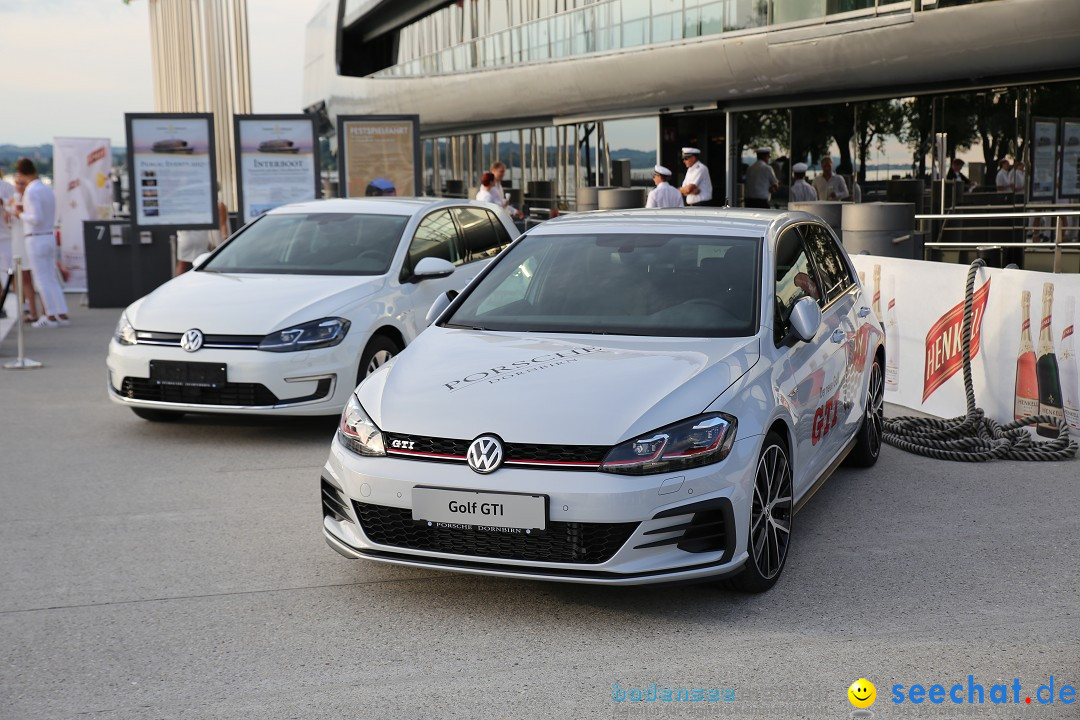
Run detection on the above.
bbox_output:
[855,100,904,182]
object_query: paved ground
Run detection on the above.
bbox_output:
[1,304,1077,720]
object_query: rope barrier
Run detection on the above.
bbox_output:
[882,259,1077,462]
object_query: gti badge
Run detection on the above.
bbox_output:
[467,435,504,474]
[180,329,204,353]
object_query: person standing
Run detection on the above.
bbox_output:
[788,163,816,204]
[0,168,14,284]
[945,158,973,190]
[646,165,683,208]
[475,172,501,205]
[679,147,713,207]
[744,147,778,208]
[489,162,522,218]
[995,158,1014,192]
[812,156,849,201]
[176,188,228,274]
[1012,161,1026,194]
[14,158,68,327]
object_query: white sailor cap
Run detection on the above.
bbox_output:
[681,147,701,157]
[793,162,808,173]
[757,147,772,155]
[654,164,672,177]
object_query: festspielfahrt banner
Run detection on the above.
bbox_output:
[850,256,1080,438]
[53,137,113,292]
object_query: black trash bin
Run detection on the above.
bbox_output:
[84,220,174,308]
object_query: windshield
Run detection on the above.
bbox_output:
[444,232,760,337]
[202,212,409,275]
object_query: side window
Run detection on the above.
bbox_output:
[774,227,824,343]
[800,224,853,302]
[451,206,508,262]
[402,210,464,279]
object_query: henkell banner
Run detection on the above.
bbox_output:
[52,137,113,293]
[850,256,1080,437]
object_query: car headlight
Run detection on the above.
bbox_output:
[601,413,738,475]
[337,394,385,457]
[114,312,137,346]
[259,317,350,352]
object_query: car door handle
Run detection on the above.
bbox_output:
[830,329,846,344]
[857,306,871,318]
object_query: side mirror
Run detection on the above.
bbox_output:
[192,252,211,270]
[425,290,458,326]
[787,296,822,343]
[412,257,455,281]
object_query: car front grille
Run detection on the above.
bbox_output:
[121,377,279,406]
[383,433,608,469]
[353,501,637,564]
[134,330,263,349]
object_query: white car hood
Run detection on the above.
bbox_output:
[128,271,383,335]
[359,327,759,446]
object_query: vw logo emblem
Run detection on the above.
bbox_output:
[180,329,204,353]
[467,435,504,474]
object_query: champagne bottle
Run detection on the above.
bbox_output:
[1014,290,1039,422]
[884,275,900,391]
[1060,296,1079,433]
[872,264,882,323]
[1035,283,1065,438]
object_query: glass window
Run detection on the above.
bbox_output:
[403,210,464,279]
[203,213,408,276]
[452,206,512,262]
[799,224,852,302]
[774,226,824,342]
[445,232,760,338]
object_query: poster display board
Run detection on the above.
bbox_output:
[850,256,1079,437]
[1059,118,1080,198]
[336,115,420,199]
[234,115,321,225]
[1030,118,1058,199]
[125,113,218,229]
[52,137,113,292]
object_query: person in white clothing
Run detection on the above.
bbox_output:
[489,162,522,218]
[0,169,14,279]
[1012,161,1026,194]
[475,172,502,205]
[14,158,68,327]
[745,147,779,208]
[812,156,849,201]
[788,163,816,205]
[679,147,713,207]
[646,165,683,208]
[995,158,1014,192]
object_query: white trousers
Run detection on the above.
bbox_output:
[25,233,68,317]
[0,236,11,277]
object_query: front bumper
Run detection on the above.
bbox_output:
[321,433,762,585]
[106,338,358,416]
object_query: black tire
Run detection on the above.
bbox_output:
[357,334,401,385]
[132,407,184,422]
[720,431,793,593]
[845,353,884,468]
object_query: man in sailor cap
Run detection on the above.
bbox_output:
[646,164,683,208]
[679,147,713,207]
[788,162,816,204]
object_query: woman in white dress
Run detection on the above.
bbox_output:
[474,172,501,205]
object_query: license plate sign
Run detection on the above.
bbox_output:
[412,488,546,531]
[149,361,226,388]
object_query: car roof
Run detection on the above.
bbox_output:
[530,207,824,238]
[265,197,498,217]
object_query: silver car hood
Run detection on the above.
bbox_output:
[128,271,383,335]
[359,327,759,446]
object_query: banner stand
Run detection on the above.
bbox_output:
[3,259,43,371]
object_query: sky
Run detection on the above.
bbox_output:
[0,0,324,147]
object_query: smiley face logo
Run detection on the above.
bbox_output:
[848,678,876,709]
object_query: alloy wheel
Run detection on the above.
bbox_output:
[750,444,792,580]
[866,361,884,458]
[366,349,394,376]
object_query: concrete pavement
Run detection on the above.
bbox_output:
[1,303,1076,719]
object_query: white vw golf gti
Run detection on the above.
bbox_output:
[107,198,517,420]
[322,208,884,589]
